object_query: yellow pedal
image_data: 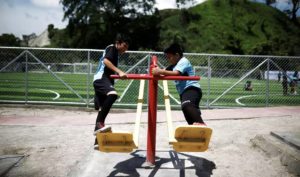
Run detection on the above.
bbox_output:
[172,125,212,152]
[96,132,137,153]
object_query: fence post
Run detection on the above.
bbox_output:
[146,54,150,109]
[86,50,91,108]
[207,56,211,109]
[25,51,29,105]
[266,59,270,107]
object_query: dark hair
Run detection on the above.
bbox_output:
[115,33,130,45]
[164,43,183,57]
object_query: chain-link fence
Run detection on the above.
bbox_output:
[0,47,299,109]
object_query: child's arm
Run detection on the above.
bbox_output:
[103,58,127,78]
[152,67,180,76]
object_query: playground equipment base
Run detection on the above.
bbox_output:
[171,125,212,152]
[96,131,137,153]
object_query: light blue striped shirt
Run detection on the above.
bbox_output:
[172,57,200,94]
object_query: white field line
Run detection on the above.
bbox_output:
[38,89,60,100]
[235,95,258,106]
[236,93,281,106]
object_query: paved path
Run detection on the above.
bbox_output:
[0,106,299,177]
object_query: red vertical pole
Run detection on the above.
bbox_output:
[146,55,158,165]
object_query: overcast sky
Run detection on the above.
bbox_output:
[0,0,298,39]
[0,0,66,38]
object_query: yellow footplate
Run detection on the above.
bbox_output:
[172,125,212,152]
[96,132,137,153]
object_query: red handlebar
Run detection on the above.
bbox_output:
[110,74,200,80]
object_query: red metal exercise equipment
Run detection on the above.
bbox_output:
[111,55,200,165]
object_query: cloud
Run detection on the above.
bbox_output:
[155,0,207,9]
[2,0,15,8]
[25,12,39,20]
[155,0,176,9]
[0,1,67,38]
[196,0,208,4]
[272,1,291,11]
[30,0,60,8]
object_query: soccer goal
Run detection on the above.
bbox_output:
[73,63,94,74]
[193,66,211,78]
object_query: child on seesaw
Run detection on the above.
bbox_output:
[152,43,206,126]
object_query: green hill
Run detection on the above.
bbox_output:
[158,0,300,55]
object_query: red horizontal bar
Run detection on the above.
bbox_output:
[157,75,200,80]
[111,74,153,80]
[111,74,200,80]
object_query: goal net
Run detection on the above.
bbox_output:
[19,62,94,74]
[193,66,211,78]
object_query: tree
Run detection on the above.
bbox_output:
[266,0,275,6]
[291,0,300,22]
[60,0,159,49]
[48,24,56,39]
[0,34,21,46]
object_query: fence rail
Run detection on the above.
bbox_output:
[0,46,299,109]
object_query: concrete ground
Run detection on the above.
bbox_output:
[0,105,299,177]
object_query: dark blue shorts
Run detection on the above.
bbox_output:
[180,86,202,109]
[93,75,116,110]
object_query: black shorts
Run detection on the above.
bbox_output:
[180,86,202,108]
[93,75,116,109]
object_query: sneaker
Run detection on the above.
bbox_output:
[94,138,99,149]
[93,126,112,136]
[95,122,105,130]
[93,122,105,134]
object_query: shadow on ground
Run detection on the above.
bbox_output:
[108,150,216,177]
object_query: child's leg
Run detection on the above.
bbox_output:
[94,93,106,131]
[93,77,118,131]
[94,92,107,111]
[180,87,205,125]
[94,93,118,130]
[182,102,203,124]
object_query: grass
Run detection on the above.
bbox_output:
[0,72,299,108]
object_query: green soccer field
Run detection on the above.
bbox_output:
[0,72,299,108]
